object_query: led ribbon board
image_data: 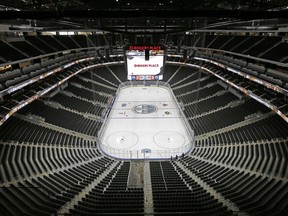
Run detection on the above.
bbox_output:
[125,45,166,81]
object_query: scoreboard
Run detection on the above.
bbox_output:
[125,45,166,81]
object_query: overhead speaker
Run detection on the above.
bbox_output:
[145,49,149,61]
[177,45,181,53]
[105,48,109,58]
[189,49,196,58]
[96,49,103,58]
[183,49,187,59]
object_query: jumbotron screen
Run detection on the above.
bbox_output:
[125,45,166,81]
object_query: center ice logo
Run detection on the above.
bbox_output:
[132,104,158,114]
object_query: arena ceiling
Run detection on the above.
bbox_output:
[0,0,288,33]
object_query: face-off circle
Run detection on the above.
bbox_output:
[132,104,158,114]
[106,131,139,149]
[153,131,185,149]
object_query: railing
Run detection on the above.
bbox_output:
[99,143,192,160]
[0,46,101,67]
[186,46,288,68]
[0,58,124,126]
[165,59,288,123]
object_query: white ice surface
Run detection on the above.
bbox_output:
[99,86,193,159]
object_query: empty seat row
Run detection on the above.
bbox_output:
[0,157,114,215]
[179,156,288,215]
[72,161,144,215]
[150,161,230,215]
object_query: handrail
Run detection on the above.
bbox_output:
[0,59,124,126]
[190,46,288,68]
[0,56,94,98]
[193,56,288,96]
[165,60,288,123]
[0,46,101,67]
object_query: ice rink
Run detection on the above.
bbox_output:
[98,86,193,159]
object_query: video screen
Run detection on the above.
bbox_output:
[125,45,165,80]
